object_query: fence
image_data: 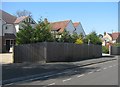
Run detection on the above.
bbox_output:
[109,46,120,55]
[14,42,102,63]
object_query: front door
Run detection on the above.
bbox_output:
[6,40,10,52]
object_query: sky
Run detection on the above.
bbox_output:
[2,2,118,34]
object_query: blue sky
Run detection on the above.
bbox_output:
[2,2,118,34]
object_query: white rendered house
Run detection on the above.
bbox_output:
[0,10,36,52]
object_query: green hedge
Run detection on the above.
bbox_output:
[102,46,109,54]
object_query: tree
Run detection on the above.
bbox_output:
[59,30,73,43]
[16,23,34,44]
[71,32,79,43]
[16,18,54,45]
[83,31,102,45]
[16,10,32,17]
[34,19,54,42]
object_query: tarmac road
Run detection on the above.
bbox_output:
[15,57,118,86]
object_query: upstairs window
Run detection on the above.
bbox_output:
[5,26,8,29]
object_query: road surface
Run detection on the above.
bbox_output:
[15,58,118,86]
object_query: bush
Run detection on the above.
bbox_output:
[84,31,102,45]
[59,30,74,43]
[102,46,109,54]
[113,43,120,47]
[75,38,83,45]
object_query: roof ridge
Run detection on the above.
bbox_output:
[0,9,17,18]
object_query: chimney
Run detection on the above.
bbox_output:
[44,18,48,24]
[104,32,106,36]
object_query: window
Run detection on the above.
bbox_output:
[10,40,14,45]
[5,26,8,29]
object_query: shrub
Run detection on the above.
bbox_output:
[102,46,109,54]
[113,43,120,47]
[59,30,73,43]
[84,31,102,45]
[75,38,83,45]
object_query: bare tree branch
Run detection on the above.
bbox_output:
[16,10,32,17]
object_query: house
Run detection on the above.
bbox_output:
[0,10,36,53]
[73,22,86,36]
[49,19,86,39]
[50,20,76,38]
[14,16,36,32]
[102,32,120,47]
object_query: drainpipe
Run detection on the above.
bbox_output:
[2,24,6,52]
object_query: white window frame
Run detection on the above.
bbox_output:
[4,39,15,45]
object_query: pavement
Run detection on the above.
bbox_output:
[2,55,118,85]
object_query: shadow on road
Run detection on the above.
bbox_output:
[2,62,100,83]
[2,54,117,85]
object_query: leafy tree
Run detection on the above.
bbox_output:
[59,30,72,42]
[34,19,54,42]
[84,31,102,45]
[71,32,79,43]
[16,23,34,44]
[16,18,54,45]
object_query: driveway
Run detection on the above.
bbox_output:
[0,53,13,64]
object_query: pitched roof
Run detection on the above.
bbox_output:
[0,9,17,23]
[0,10,29,24]
[14,16,28,24]
[73,22,80,27]
[50,20,70,33]
[107,33,112,37]
[111,32,120,40]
